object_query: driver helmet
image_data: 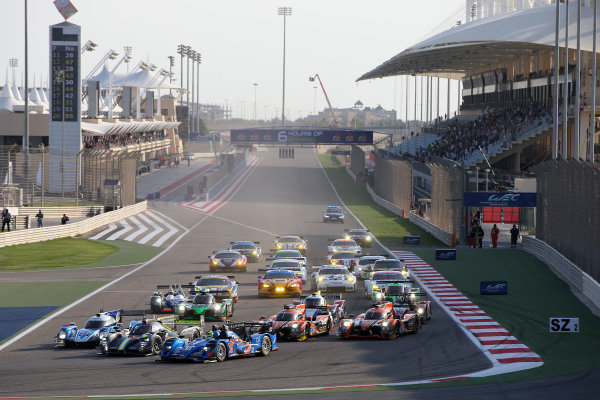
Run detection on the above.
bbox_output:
[205,331,214,339]
[306,293,326,307]
[166,289,174,296]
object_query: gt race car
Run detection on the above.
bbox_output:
[344,228,374,247]
[187,275,239,302]
[373,258,409,278]
[323,206,345,223]
[267,258,307,283]
[258,269,302,297]
[355,255,388,280]
[55,310,122,348]
[229,241,261,262]
[274,235,307,254]
[267,250,307,267]
[337,302,420,340]
[150,285,188,314]
[364,271,413,298]
[160,322,277,362]
[177,292,234,323]
[312,266,356,292]
[209,250,247,272]
[99,317,201,356]
[327,238,362,255]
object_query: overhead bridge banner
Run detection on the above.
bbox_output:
[463,192,537,207]
[230,129,373,145]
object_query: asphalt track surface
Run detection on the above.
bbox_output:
[0,148,597,399]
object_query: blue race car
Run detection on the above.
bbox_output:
[54,310,122,348]
[160,322,277,362]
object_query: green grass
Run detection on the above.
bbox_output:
[411,248,600,385]
[317,154,443,248]
[0,281,107,307]
[77,240,162,269]
[0,238,116,271]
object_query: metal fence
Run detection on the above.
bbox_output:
[0,146,139,208]
[533,160,600,282]
[427,163,463,243]
[373,153,412,213]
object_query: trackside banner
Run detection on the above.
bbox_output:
[463,192,537,207]
[229,129,373,145]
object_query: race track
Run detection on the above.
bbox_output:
[0,148,497,397]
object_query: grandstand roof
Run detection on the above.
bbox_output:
[81,120,180,136]
[358,4,600,81]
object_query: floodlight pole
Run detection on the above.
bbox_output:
[278,7,292,126]
[253,83,258,126]
[590,0,597,162]
[405,75,409,137]
[191,50,196,133]
[574,0,581,159]
[562,0,569,160]
[414,76,417,128]
[24,0,29,153]
[196,54,201,133]
[186,46,191,135]
[420,76,423,126]
[447,78,450,119]
[553,0,560,159]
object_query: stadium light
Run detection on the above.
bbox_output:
[278,7,292,126]
[81,40,98,54]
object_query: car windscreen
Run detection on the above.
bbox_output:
[272,261,301,268]
[279,237,301,243]
[216,252,240,259]
[364,311,386,320]
[333,240,356,246]
[332,253,355,259]
[265,271,295,279]
[84,319,110,330]
[275,313,298,321]
[359,258,383,265]
[326,207,341,213]
[197,278,229,286]
[232,243,254,249]
[319,268,348,275]
[385,285,406,296]
[193,294,214,304]
[276,251,301,257]
[374,260,402,269]
[130,324,152,336]
[373,273,403,281]
[349,229,366,235]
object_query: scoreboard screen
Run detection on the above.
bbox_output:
[51,45,79,122]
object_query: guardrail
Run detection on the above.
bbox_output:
[17,206,103,219]
[409,212,454,246]
[0,201,147,248]
[523,236,600,310]
[365,183,405,217]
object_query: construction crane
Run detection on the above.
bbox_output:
[309,74,339,127]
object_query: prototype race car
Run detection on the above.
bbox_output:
[229,241,261,262]
[269,303,333,341]
[54,310,122,348]
[372,281,418,303]
[293,292,346,323]
[258,269,302,297]
[274,235,307,254]
[391,290,432,323]
[187,275,239,302]
[160,322,277,362]
[327,238,362,255]
[150,285,188,314]
[326,251,360,271]
[176,292,234,323]
[312,266,356,292]
[337,302,420,340]
[209,250,247,272]
[344,228,374,247]
[355,255,388,280]
[267,258,308,283]
[323,205,345,223]
[365,271,413,298]
[99,318,201,356]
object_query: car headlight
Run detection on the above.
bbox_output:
[165,345,172,351]
[277,244,283,249]
[178,305,186,312]
[382,321,389,327]
[58,332,67,340]
[401,270,408,276]
[291,323,299,328]
[141,337,150,342]
[318,276,324,282]
[347,275,355,282]
[214,304,221,311]
[375,293,383,300]
[345,235,351,240]
[275,287,284,292]
[332,248,338,253]
[238,260,244,266]
[372,284,379,290]
[417,308,424,315]
[365,236,372,241]
[410,293,416,299]
[343,321,351,327]
[210,259,218,265]
[358,266,363,271]
[252,250,258,255]
[262,283,270,288]
[298,244,303,249]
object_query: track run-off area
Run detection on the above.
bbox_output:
[0,148,599,400]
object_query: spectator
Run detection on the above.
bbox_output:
[510,224,520,248]
[187,157,191,167]
[491,224,500,248]
[476,225,484,248]
[35,210,44,228]
[1,208,11,232]
[61,214,70,225]
[469,226,477,248]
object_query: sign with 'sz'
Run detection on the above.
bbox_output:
[549,317,579,333]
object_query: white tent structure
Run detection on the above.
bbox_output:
[28,87,46,110]
[89,64,128,88]
[0,83,19,113]
[113,68,179,90]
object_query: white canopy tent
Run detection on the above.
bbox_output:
[88,64,129,88]
[0,83,19,113]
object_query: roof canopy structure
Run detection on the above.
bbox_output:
[357,4,600,81]
[81,120,180,136]
[89,64,129,88]
[113,69,180,90]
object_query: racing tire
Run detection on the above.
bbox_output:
[325,320,332,335]
[395,324,402,339]
[427,306,432,321]
[412,319,420,334]
[227,304,234,318]
[215,342,227,362]
[150,303,161,315]
[303,324,310,341]
[258,335,272,357]
[151,336,163,355]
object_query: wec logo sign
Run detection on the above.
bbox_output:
[480,281,508,295]
[277,131,323,142]
[487,194,520,203]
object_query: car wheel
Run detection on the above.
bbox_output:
[150,303,161,314]
[151,336,163,355]
[258,335,272,356]
[412,319,420,334]
[395,324,402,339]
[228,305,234,317]
[427,306,432,320]
[325,320,332,335]
[302,324,310,341]
[215,342,227,362]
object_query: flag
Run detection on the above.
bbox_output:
[479,146,485,156]
[53,0,78,20]
[36,162,43,187]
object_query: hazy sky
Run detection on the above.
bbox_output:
[1,0,465,120]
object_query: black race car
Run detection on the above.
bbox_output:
[344,228,374,247]
[229,241,262,262]
[323,206,345,223]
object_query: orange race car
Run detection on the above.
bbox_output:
[257,269,302,297]
[268,303,333,341]
[337,301,420,340]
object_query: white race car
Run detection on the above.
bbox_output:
[327,239,362,255]
[355,255,388,280]
[364,271,412,298]
[373,258,410,280]
[266,258,308,283]
[312,266,356,292]
[274,235,307,254]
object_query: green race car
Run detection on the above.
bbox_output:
[176,292,234,324]
[371,282,422,303]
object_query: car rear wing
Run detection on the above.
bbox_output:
[193,275,236,280]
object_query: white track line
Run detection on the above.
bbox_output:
[89,223,117,240]
[136,213,163,245]
[147,212,178,247]
[123,215,147,242]
[151,209,188,231]
[105,219,132,241]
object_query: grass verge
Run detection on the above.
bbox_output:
[317,154,443,248]
[410,248,600,386]
[0,281,108,307]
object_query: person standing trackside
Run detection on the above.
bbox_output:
[61,214,69,225]
[510,224,520,248]
[476,225,484,248]
[35,210,44,228]
[1,208,11,232]
[490,224,499,248]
